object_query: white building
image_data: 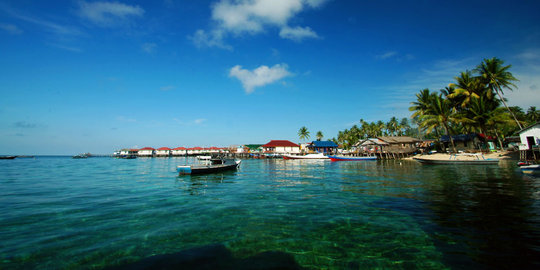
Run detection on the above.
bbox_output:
[119,149,138,156]
[519,122,540,150]
[262,140,301,154]
[138,147,155,157]
[172,147,187,156]
[155,147,171,157]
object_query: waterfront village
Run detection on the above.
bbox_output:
[113,121,540,162]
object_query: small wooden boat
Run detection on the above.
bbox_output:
[282,153,329,160]
[327,155,377,161]
[0,156,17,159]
[177,158,241,175]
[520,164,540,175]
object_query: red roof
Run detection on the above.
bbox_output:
[139,147,155,150]
[173,147,186,150]
[262,140,300,148]
[157,147,171,151]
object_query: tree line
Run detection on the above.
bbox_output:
[331,57,539,151]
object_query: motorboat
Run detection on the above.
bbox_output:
[282,153,329,160]
[519,164,540,175]
[327,155,377,161]
[177,158,241,175]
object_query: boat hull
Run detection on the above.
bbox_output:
[520,164,540,174]
[328,155,377,161]
[413,157,499,165]
[0,156,17,159]
[282,154,329,160]
[178,160,241,175]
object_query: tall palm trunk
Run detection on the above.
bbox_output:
[493,129,504,151]
[495,83,523,129]
[443,124,457,153]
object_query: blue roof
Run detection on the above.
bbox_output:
[311,140,338,147]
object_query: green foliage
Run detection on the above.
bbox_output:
[408,57,524,150]
[335,57,527,150]
[316,131,324,141]
[298,126,310,141]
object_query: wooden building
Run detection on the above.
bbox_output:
[377,136,421,154]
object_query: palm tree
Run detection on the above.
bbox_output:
[485,107,514,150]
[400,117,410,136]
[475,57,522,129]
[526,106,539,124]
[387,117,399,136]
[455,95,499,135]
[409,88,435,118]
[298,126,310,141]
[376,120,386,136]
[448,71,486,108]
[316,131,324,141]
[420,94,458,153]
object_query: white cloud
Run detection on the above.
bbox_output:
[77,1,144,27]
[279,26,319,41]
[141,42,156,53]
[194,118,206,124]
[189,29,232,50]
[47,43,83,52]
[377,51,397,60]
[192,0,327,48]
[160,85,175,91]
[173,118,207,125]
[6,11,82,36]
[116,116,136,122]
[229,64,292,94]
[375,51,415,61]
[0,23,22,34]
[506,49,540,108]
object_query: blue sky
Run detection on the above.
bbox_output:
[1,0,539,155]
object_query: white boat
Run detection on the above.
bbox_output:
[177,159,241,175]
[520,164,540,175]
[283,153,329,160]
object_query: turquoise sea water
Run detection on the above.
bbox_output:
[1,157,539,269]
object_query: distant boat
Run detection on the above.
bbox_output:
[177,158,241,175]
[119,155,137,159]
[413,156,499,165]
[282,153,329,160]
[0,156,17,160]
[72,153,89,159]
[327,155,377,161]
[520,164,540,175]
